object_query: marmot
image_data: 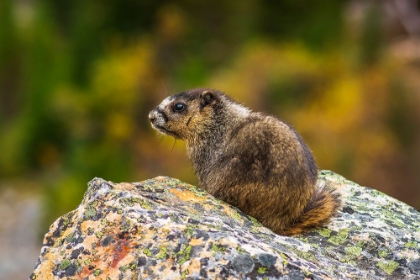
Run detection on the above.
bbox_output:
[149,88,341,235]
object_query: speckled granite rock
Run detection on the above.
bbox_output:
[30,171,420,279]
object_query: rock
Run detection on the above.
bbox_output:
[30,171,420,279]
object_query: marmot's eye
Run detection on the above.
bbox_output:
[174,103,186,112]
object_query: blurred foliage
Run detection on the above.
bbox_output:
[0,0,419,232]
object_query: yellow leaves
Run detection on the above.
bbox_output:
[106,113,133,141]
[91,40,153,109]
[156,4,187,41]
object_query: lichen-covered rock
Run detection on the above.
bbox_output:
[30,171,420,279]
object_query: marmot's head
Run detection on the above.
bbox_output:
[149,88,224,140]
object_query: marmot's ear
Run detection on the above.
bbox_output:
[200,91,217,107]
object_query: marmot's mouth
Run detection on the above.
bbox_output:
[154,125,181,139]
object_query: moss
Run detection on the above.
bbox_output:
[376,260,399,275]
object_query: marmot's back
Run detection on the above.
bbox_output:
[149,88,341,235]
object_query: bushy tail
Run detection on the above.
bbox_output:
[284,187,341,236]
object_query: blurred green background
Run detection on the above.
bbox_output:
[1,0,420,277]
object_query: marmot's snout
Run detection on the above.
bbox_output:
[148,108,167,128]
[148,110,157,124]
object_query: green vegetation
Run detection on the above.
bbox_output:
[0,0,419,238]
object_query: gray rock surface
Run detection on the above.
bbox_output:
[31,171,420,279]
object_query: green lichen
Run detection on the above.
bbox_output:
[345,246,362,257]
[181,269,189,280]
[184,225,198,237]
[230,210,242,221]
[143,248,152,257]
[139,199,153,210]
[258,267,268,274]
[93,269,102,276]
[236,246,246,254]
[130,262,137,270]
[298,251,317,262]
[91,200,98,207]
[211,243,226,253]
[249,216,262,227]
[95,231,103,238]
[405,241,417,248]
[84,259,91,265]
[120,264,130,272]
[156,246,168,260]
[317,228,332,237]
[328,229,349,245]
[376,260,399,275]
[177,245,192,265]
[341,246,363,262]
[59,259,71,270]
[65,233,74,243]
[84,207,97,220]
[120,217,133,231]
[121,198,134,207]
[378,249,388,258]
[187,185,207,197]
[280,253,289,266]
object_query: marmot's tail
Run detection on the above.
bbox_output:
[283,187,341,236]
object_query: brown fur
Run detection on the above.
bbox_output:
[149,88,341,235]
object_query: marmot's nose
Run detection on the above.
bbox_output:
[148,110,156,123]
